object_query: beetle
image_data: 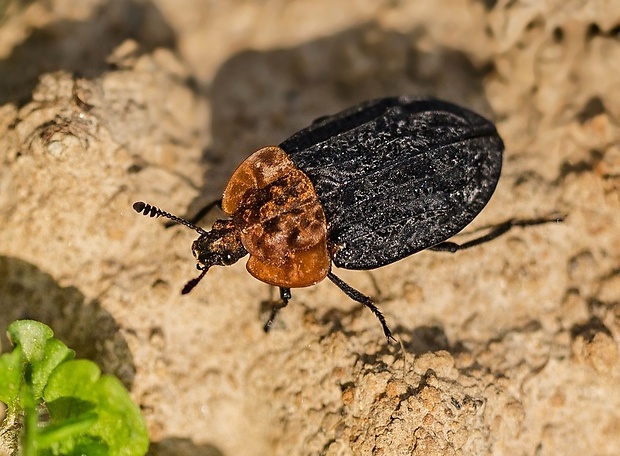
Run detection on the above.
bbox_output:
[134,96,560,341]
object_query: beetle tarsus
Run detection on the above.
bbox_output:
[430,214,565,252]
[264,287,291,332]
[327,271,395,342]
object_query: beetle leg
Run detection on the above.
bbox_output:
[430,215,564,252]
[164,198,223,228]
[327,271,396,343]
[264,287,291,333]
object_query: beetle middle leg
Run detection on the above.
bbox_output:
[264,287,291,333]
[327,271,396,342]
[430,215,564,252]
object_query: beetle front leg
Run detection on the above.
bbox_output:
[188,198,223,224]
[264,287,291,333]
[164,198,223,228]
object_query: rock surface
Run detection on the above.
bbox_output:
[0,1,619,455]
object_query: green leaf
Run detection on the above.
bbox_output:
[0,346,23,409]
[1,321,148,455]
[3,320,75,404]
[7,320,54,363]
[40,434,110,456]
[31,338,75,400]
[37,411,99,446]
[44,360,149,456]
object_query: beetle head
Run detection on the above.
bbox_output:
[191,219,247,269]
[132,202,248,294]
[180,219,247,294]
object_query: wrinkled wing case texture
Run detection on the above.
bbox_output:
[280,97,503,270]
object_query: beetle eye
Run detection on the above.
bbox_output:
[223,253,234,265]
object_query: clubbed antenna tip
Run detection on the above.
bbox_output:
[133,201,207,235]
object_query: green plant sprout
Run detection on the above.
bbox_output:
[0,320,148,456]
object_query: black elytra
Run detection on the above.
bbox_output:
[280,97,503,269]
[134,96,561,341]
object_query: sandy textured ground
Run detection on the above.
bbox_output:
[0,0,619,455]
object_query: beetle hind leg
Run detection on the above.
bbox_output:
[430,214,564,252]
[327,271,395,342]
[264,287,291,333]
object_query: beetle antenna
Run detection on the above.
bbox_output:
[181,268,208,294]
[133,201,208,235]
